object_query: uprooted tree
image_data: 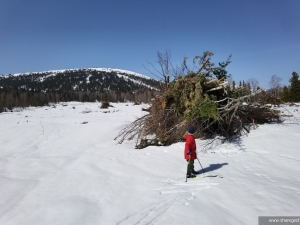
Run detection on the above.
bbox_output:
[115,51,280,148]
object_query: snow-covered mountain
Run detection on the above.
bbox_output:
[0,68,160,93]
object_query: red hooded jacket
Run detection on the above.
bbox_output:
[184,133,197,160]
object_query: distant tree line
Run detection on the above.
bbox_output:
[0,89,156,112]
[226,72,300,104]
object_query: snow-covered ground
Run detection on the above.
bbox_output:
[0,102,299,225]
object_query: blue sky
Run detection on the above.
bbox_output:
[0,0,299,88]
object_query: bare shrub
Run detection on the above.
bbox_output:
[100,101,111,109]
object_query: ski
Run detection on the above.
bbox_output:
[186,173,223,179]
[196,173,223,178]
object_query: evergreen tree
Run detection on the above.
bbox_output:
[289,72,300,102]
[281,85,290,102]
[212,55,232,80]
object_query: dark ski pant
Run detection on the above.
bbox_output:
[186,159,195,174]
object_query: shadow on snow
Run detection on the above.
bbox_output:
[197,162,228,173]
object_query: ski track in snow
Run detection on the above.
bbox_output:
[117,177,220,224]
[116,174,222,224]
[116,197,178,225]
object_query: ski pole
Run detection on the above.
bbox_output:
[196,148,205,173]
[197,158,205,173]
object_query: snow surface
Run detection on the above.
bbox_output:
[0,102,300,225]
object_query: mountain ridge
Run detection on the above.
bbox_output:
[1,67,151,81]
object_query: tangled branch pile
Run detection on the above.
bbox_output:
[115,51,280,148]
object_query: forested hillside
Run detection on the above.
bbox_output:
[0,68,160,111]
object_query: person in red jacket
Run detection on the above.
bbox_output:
[184,126,199,178]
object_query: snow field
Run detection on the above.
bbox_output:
[0,102,299,225]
